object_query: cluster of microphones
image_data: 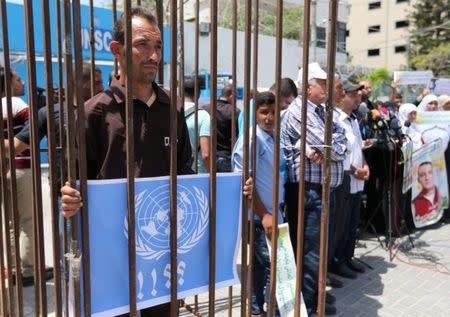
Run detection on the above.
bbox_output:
[359,103,403,144]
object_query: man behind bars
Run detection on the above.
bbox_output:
[281,63,347,316]
[60,6,252,317]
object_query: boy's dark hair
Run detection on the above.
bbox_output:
[184,78,200,99]
[269,78,298,98]
[220,84,233,98]
[254,91,275,109]
[113,6,158,45]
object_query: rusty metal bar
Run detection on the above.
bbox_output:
[193,0,199,174]
[240,0,252,316]
[208,0,218,315]
[230,0,237,148]
[72,1,92,316]
[169,0,179,316]
[112,0,118,75]
[178,0,185,100]
[293,1,311,316]
[156,0,164,85]
[122,1,137,316]
[62,0,81,315]
[0,167,8,317]
[24,1,48,315]
[228,1,238,314]
[0,1,23,315]
[41,1,63,316]
[89,0,95,97]
[267,1,283,315]
[246,0,259,316]
[317,1,338,316]
[55,1,69,314]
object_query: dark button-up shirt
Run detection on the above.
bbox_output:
[84,77,192,179]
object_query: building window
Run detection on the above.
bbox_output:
[396,20,410,28]
[395,45,407,53]
[369,1,381,10]
[368,49,380,57]
[368,25,381,33]
[396,0,409,3]
[316,26,326,48]
[337,22,347,53]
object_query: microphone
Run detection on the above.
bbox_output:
[404,120,411,128]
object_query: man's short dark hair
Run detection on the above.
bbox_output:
[184,78,200,99]
[220,84,233,98]
[418,161,432,169]
[269,78,298,98]
[113,6,158,45]
[254,91,275,109]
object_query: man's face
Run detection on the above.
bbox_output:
[334,80,345,105]
[308,79,327,105]
[114,17,162,85]
[256,103,275,133]
[343,90,359,112]
[94,70,104,95]
[359,81,372,98]
[11,71,25,97]
[280,94,296,110]
[418,163,434,190]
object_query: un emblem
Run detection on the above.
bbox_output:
[124,185,209,260]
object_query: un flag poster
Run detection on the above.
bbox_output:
[77,173,242,316]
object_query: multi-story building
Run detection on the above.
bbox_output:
[346,0,413,70]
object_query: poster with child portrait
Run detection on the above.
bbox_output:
[411,140,449,228]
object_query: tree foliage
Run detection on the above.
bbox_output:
[409,0,450,76]
[218,1,303,40]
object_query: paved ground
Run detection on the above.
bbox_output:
[13,174,450,316]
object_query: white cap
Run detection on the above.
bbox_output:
[296,62,327,87]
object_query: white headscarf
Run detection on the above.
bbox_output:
[417,94,438,112]
[399,103,422,150]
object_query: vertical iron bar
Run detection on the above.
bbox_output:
[208,0,218,315]
[41,1,63,316]
[293,1,311,316]
[228,0,238,313]
[136,0,141,5]
[267,0,283,316]
[240,0,252,316]
[0,169,7,317]
[0,1,23,315]
[24,1,48,315]
[317,1,338,316]
[123,1,137,316]
[112,0,118,75]
[169,0,179,316]
[55,1,69,314]
[193,0,199,175]
[62,0,81,315]
[157,0,164,85]
[178,0,185,100]
[72,1,92,316]
[89,0,95,97]
[230,0,237,148]
[246,0,259,316]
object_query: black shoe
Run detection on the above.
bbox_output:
[331,264,357,279]
[346,259,366,273]
[326,275,344,288]
[326,293,336,304]
[325,303,337,315]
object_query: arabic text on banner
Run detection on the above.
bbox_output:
[70,173,242,316]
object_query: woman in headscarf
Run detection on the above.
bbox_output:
[398,103,422,150]
[417,94,450,152]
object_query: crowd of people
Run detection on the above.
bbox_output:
[2,4,450,317]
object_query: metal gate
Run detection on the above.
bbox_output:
[0,0,339,316]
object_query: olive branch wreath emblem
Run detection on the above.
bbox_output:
[124,186,209,260]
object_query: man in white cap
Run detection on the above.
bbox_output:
[281,62,347,315]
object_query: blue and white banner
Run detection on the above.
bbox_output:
[75,173,242,316]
